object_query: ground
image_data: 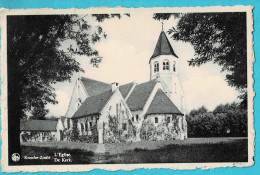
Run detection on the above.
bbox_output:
[21,137,248,164]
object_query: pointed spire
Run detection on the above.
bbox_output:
[150,30,178,62]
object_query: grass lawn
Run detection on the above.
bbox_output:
[20,137,248,164]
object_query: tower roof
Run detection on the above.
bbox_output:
[150,31,178,62]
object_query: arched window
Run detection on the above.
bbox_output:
[155,117,158,123]
[167,116,171,123]
[154,62,159,73]
[81,123,84,133]
[136,115,139,121]
[85,122,88,131]
[163,60,169,70]
[67,119,70,129]
[173,61,176,72]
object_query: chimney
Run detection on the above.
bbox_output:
[111,82,119,91]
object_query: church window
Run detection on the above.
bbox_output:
[67,119,70,129]
[155,117,158,123]
[163,60,169,70]
[173,61,176,72]
[136,115,139,121]
[81,123,84,133]
[116,103,119,117]
[167,116,171,123]
[154,62,159,73]
[122,123,127,130]
[89,122,92,128]
[132,117,134,122]
[85,122,88,131]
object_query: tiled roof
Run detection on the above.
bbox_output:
[126,79,157,111]
[81,77,135,100]
[150,31,178,62]
[146,89,183,115]
[81,77,111,97]
[20,120,58,132]
[72,90,114,119]
[119,82,135,99]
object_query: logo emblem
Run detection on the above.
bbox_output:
[11,153,20,162]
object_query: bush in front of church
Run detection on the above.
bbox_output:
[140,118,180,141]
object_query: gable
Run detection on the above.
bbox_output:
[126,79,157,111]
[146,89,183,115]
[65,80,88,118]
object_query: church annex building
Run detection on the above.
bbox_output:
[64,30,188,143]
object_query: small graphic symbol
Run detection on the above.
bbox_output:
[11,153,20,162]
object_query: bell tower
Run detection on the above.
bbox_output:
[149,30,184,113]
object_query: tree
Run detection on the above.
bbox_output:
[153,13,247,109]
[186,102,247,138]
[30,102,49,120]
[190,106,208,116]
[7,14,129,119]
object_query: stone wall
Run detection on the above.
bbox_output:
[140,114,184,141]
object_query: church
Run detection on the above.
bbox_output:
[64,30,188,143]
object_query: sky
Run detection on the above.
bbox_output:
[45,12,240,117]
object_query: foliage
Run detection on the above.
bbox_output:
[77,135,97,143]
[20,131,55,142]
[104,115,124,143]
[189,106,208,116]
[140,117,180,141]
[153,13,247,108]
[8,14,129,119]
[71,120,80,141]
[30,102,49,120]
[186,102,247,137]
[104,115,136,143]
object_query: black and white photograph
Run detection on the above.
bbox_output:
[0,6,254,172]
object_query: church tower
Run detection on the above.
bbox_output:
[149,30,185,113]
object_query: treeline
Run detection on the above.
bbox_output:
[186,102,247,138]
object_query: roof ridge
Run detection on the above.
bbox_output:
[81,76,110,85]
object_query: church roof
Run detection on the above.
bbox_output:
[81,77,135,99]
[146,89,183,115]
[119,82,135,99]
[20,119,58,132]
[126,79,157,111]
[150,31,178,62]
[81,77,111,97]
[72,90,114,119]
